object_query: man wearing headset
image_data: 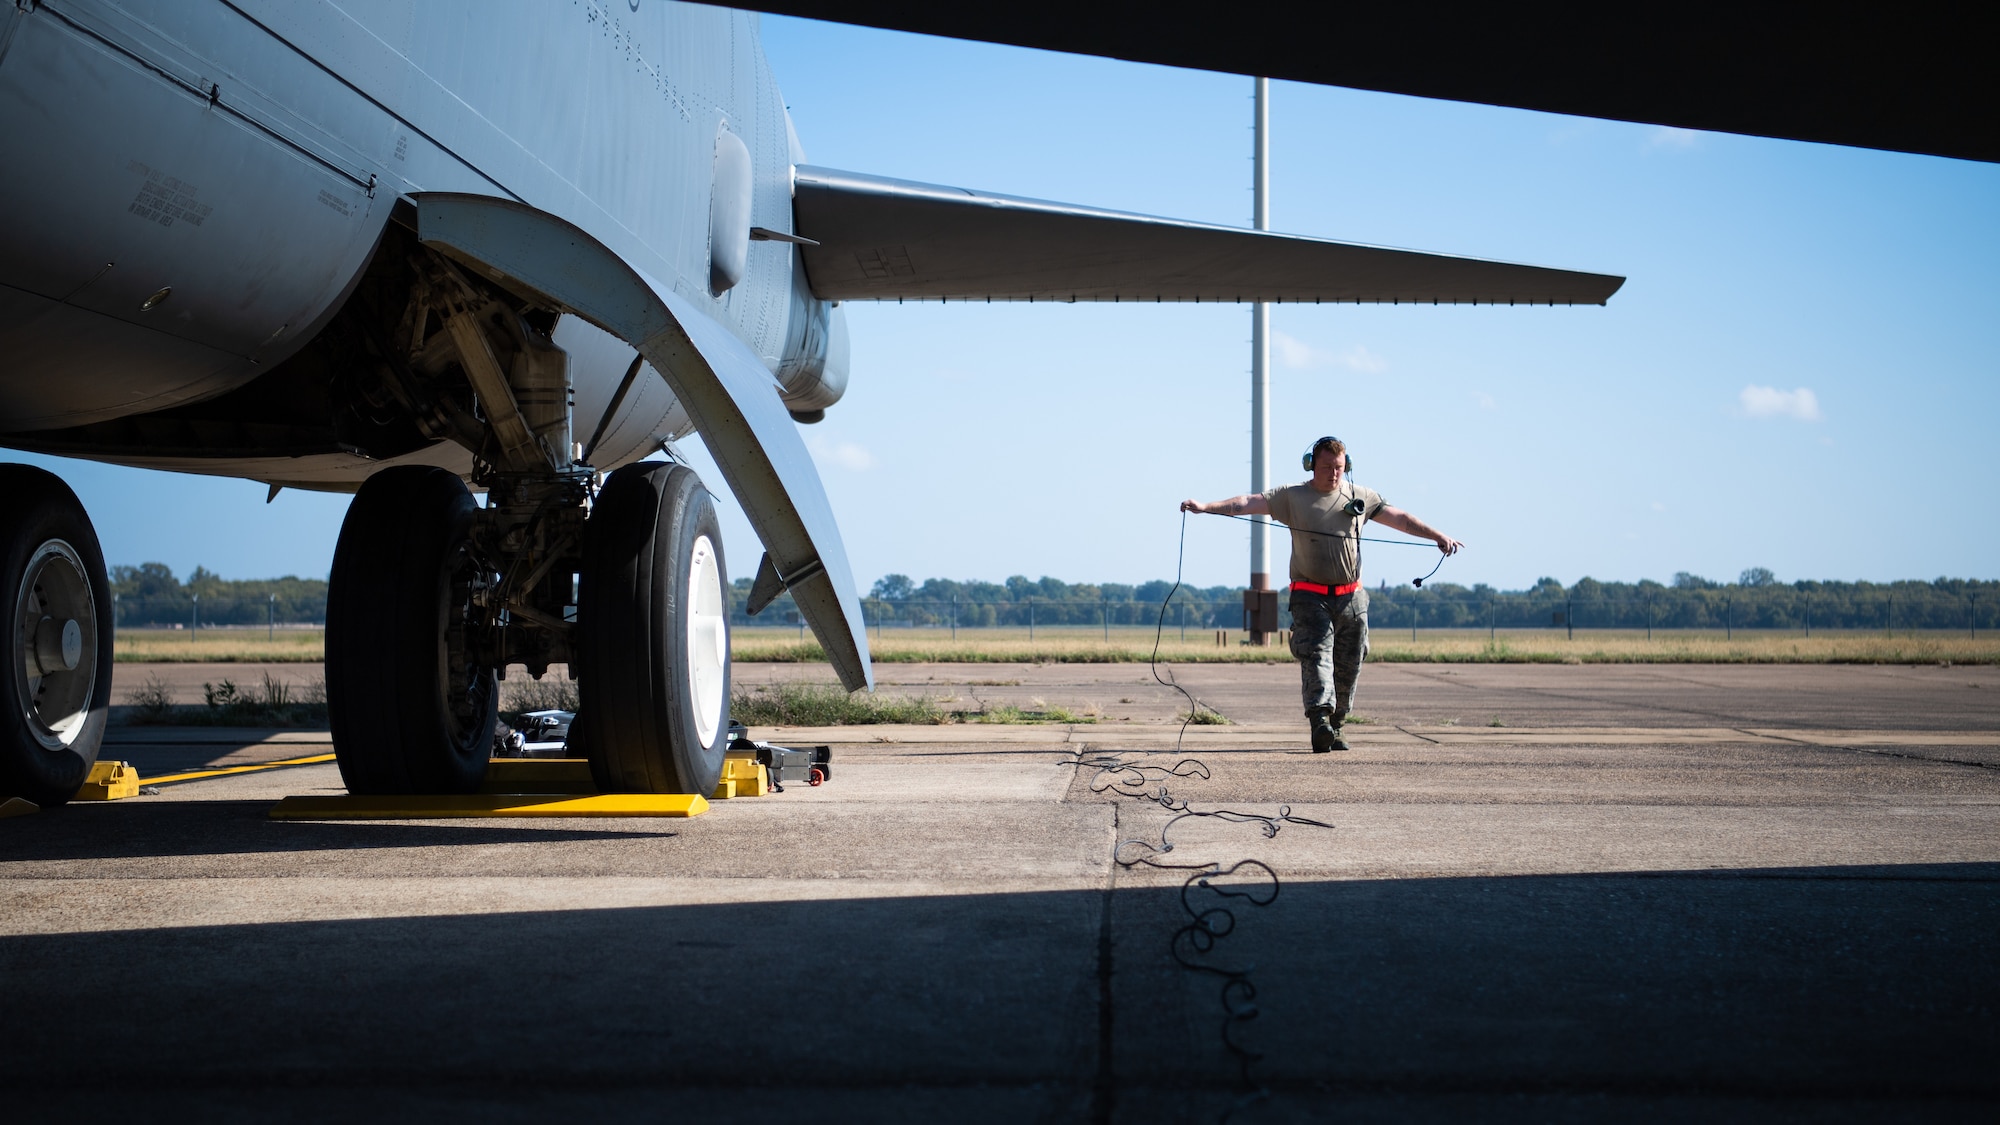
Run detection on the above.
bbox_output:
[1181,436,1462,752]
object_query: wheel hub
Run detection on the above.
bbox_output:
[685,534,727,747]
[13,540,98,751]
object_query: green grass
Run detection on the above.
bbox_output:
[728,681,1109,725]
[122,671,328,726]
[960,702,1097,724]
[736,626,2000,665]
[1362,630,2000,665]
[730,681,951,726]
[116,628,326,663]
[116,625,2000,666]
[733,631,1296,665]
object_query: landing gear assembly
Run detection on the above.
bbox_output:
[319,248,731,798]
[579,462,732,797]
[0,241,742,807]
[0,184,880,808]
[0,466,113,808]
[325,465,497,794]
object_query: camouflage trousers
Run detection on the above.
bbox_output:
[1288,588,1369,723]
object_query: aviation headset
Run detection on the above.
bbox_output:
[1303,437,1367,516]
[1302,436,1354,474]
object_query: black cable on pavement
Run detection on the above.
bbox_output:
[1149,511,1213,749]
[1101,514,1337,1114]
[1072,748,1333,1119]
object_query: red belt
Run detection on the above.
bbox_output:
[1292,580,1359,597]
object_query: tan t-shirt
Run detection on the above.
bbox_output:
[1263,481,1386,587]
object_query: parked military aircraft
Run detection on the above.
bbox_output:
[0,0,1620,807]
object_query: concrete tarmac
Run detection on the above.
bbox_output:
[5,662,1997,1121]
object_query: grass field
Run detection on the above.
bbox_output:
[116,625,2000,664]
[120,669,328,726]
[728,680,1116,725]
[116,628,327,663]
[734,625,2000,665]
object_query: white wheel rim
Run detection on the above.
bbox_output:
[685,534,727,747]
[13,539,98,751]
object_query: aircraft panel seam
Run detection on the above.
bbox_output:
[38,0,377,193]
[223,0,679,302]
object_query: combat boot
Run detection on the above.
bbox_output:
[1308,708,1338,753]
[1328,696,1354,751]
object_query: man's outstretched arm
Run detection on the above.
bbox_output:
[1181,494,1271,516]
[1373,505,1464,555]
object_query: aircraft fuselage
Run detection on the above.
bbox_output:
[0,0,841,485]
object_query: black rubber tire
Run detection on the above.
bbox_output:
[0,465,112,807]
[326,466,495,794]
[578,462,731,795]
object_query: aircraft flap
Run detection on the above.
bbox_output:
[793,166,1623,305]
[411,193,873,692]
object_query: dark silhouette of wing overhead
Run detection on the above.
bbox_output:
[752,3,1997,165]
[791,167,1624,305]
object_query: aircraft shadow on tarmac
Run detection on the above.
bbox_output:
[3,864,1995,1119]
[2,801,674,859]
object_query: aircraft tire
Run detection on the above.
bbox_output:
[327,466,495,794]
[578,462,730,796]
[0,465,112,807]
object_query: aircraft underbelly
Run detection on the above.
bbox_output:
[94,441,480,493]
[0,0,387,430]
[0,284,246,432]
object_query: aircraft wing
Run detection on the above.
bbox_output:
[412,194,874,692]
[793,166,1623,305]
[752,4,1995,164]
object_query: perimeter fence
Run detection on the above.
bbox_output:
[112,592,326,629]
[738,585,1998,639]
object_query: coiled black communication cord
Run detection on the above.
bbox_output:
[1149,511,1209,746]
[1094,511,1335,1117]
[1073,749,1332,1117]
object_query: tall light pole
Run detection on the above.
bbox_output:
[1246,76,1275,644]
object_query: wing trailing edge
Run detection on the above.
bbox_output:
[792,166,1624,306]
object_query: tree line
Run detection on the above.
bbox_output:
[735,570,2000,632]
[109,562,1999,632]
[1366,572,1998,631]
[111,563,328,627]
[728,573,1255,629]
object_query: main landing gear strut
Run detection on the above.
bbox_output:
[322,251,732,798]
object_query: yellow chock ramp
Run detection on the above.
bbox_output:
[270,758,707,819]
[270,793,707,819]
[74,761,140,801]
[711,751,768,800]
[1,797,39,819]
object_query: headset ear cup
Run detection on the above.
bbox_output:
[1304,436,1345,474]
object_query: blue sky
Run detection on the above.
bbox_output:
[21,13,1999,592]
